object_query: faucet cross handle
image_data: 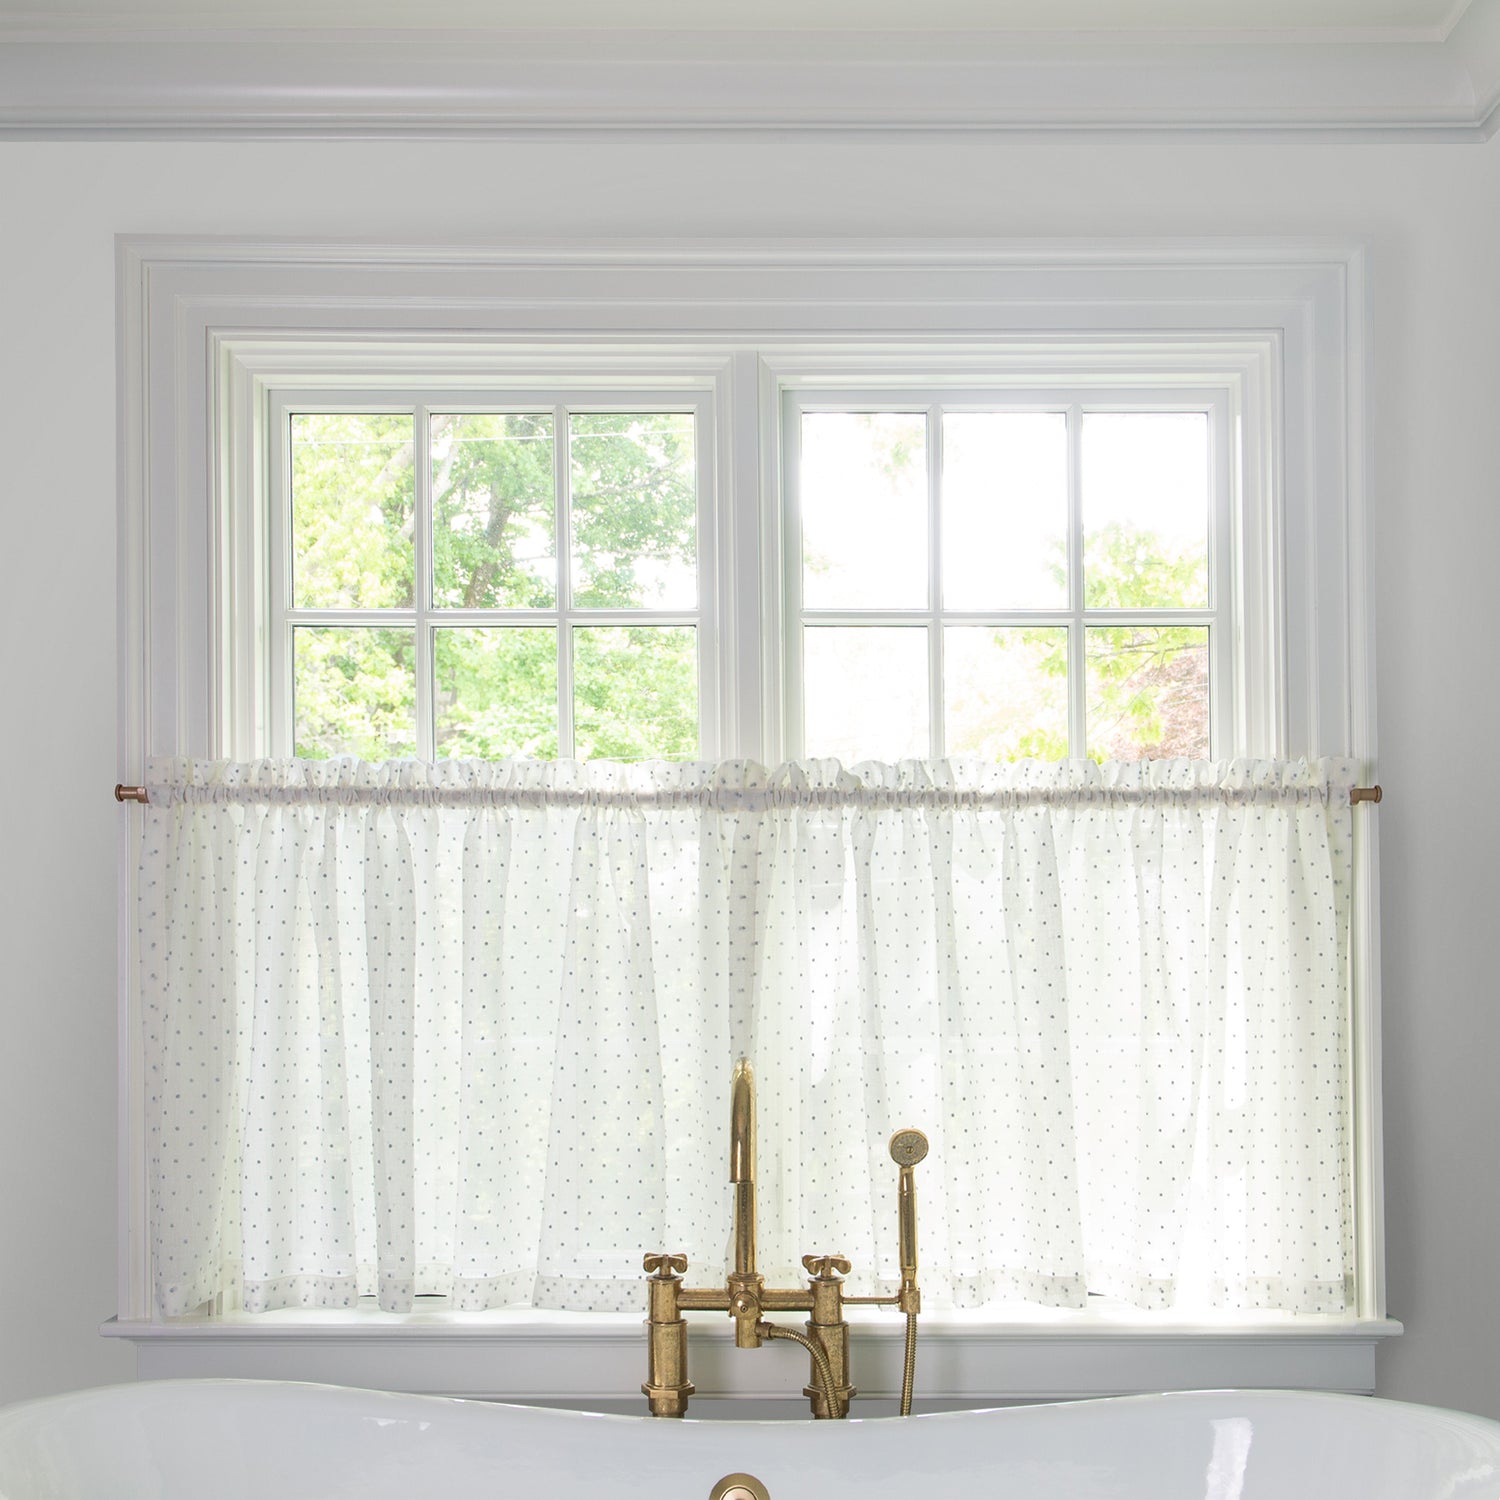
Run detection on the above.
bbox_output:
[802,1254,852,1282]
[644,1253,689,1280]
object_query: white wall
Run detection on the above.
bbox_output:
[0,134,1496,1416]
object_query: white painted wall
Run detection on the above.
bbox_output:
[0,135,1496,1417]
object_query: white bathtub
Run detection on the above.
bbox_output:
[1,1380,1498,1499]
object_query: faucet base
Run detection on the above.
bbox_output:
[641,1381,694,1418]
[802,1382,856,1420]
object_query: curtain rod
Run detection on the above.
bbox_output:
[115,782,1385,808]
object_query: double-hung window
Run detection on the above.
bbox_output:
[785,396,1227,764]
[275,400,711,763]
[273,392,1234,769]
[114,240,1390,1400]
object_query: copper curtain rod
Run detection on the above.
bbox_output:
[115,782,1385,807]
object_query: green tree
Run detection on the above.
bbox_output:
[1024,520,1208,761]
[291,410,698,762]
[291,409,1206,766]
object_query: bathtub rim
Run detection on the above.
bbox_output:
[3,1376,1497,1436]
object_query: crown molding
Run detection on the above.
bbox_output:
[2,10,1498,140]
[1451,0,1500,130]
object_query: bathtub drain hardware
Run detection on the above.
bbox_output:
[709,1476,771,1500]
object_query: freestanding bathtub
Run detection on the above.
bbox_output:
[1,1380,1498,1499]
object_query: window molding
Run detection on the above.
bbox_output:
[756,335,1292,766]
[220,354,745,763]
[116,236,1383,1398]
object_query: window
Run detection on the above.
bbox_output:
[266,387,1242,770]
[785,396,1227,764]
[115,240,1389,1400]
[277,401,708,762]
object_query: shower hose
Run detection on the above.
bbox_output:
[759,1323,840,1417]
[760,1312,917,1418]
[899,1310,917,1416]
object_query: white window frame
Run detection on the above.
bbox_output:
[265,388,723,762]
[779,386,1237,762]
[111,238,1393,1401]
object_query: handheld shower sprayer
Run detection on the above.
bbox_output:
[889,1129,929,1166]
[888,1128,928,1416]
[889,1129,928,1266]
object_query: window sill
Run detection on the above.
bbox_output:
[101,1309,1402,1405]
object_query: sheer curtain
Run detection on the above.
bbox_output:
[138,756,1356,1320]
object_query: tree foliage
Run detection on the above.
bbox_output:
[988,519,1208,762]
[432,413,556,611]
[291,411,698,761]
[290,408,1206,765]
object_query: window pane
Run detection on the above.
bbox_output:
[1082,413,1209,610]
[432,414,555,609]
[573,626,698,760]
[945,626,1069,760]
[434,628,558,759]
[291,414,414,609]
[804,627,928,763]
[801,412,927,609]
[569,413,696,609]
[942,414,1068,610]
[1086,625,1209,761]
[294,627,416,759]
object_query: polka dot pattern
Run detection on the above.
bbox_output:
[138,755,1357,1320]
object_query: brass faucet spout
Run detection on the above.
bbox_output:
[730,1057,756,1277]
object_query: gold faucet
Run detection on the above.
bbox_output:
[642,1058,927,1420]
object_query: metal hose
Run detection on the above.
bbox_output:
[759,1322,842,1419]
[899,1311,918,1416]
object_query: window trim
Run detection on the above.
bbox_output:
[115,237,1388,1398]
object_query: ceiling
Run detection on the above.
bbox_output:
[0,0,1475,35]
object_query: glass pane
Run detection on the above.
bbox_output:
[942,414,1068,610]
[945,627,1069,761]
[294,627,416,760]
[573,626,698,760]
[801,412,927,610]
[804,627,928,763]
[1086,625,1209,761]
[1082,413,1209,610]
[569,413,696,609]
[432,414,555,609]
[291,413,414,609]
[434,628,558,759]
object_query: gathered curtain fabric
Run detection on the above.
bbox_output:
[139,756,1356,1321]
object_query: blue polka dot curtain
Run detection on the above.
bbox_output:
[138,757,1356,1320]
